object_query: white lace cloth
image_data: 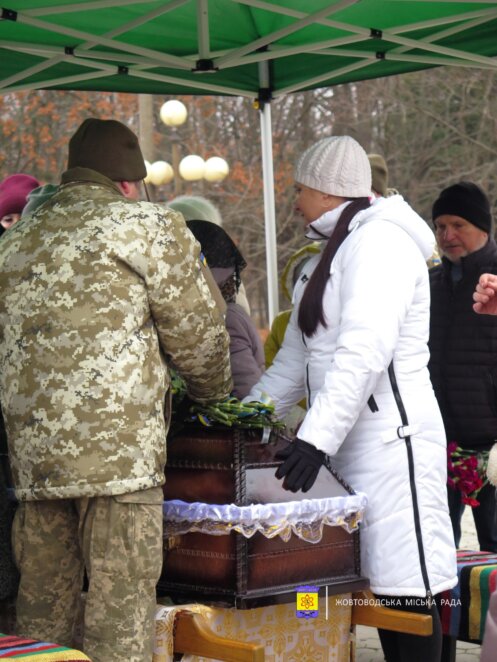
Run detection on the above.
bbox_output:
[163,493,367,543]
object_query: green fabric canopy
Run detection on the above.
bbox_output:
[2,0,496,321]
[1,0,497,98]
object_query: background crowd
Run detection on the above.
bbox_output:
[0,117,497,662]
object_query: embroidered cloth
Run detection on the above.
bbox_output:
[153,595,352,662]
[438,549,497,641]
[0,634,90,660]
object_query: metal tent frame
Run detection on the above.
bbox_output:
[1,0,497,319]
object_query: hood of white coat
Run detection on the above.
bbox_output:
[306,195,435,261]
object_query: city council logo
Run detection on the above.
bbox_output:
[296,585,319,619]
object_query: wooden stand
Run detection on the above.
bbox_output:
[173,610,264,661]
[171,590,433,661]
[351,590,433,635]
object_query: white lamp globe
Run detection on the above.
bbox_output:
[160,100,188,127]
[143,160,152,184]
[204,156,229,182]
[149,161,174,186]
[179,155,205,181]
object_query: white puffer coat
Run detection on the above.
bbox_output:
[250,195,457,597]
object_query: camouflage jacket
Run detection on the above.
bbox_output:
[0,168,232,500]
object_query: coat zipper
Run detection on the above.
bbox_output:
[301,332,312,406]
[388,362,433,604]
[305,363,311,406]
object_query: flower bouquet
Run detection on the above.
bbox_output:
[170,369,284,430]
[447,442,489,507]
[185,397,285,429]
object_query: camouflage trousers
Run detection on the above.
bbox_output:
[12,487,163,662]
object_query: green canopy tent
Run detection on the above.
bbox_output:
[1,0,497,319]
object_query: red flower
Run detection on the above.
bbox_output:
[447,441,458,455]
[467,456,478,470]
[462,496,481,507]
[447,443,489,508]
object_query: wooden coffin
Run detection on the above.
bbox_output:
[160,425,368,608]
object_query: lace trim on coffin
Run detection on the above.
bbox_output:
[163,493,367,543]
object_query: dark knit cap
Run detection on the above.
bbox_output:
[68,118,147,181]
[432,181,492,233]
[0,174,40,219]
[186,219,246,290]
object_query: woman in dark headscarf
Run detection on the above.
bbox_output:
[186,220,264,399]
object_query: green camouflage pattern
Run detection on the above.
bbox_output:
[0,168,232,501]
[13,487,164,661]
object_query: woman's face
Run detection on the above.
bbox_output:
[294,183,346,223]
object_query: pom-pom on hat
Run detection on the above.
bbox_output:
[295,136,372,198]
[432,181,492,233]
[67,118,147,181]
[0,173,40,219]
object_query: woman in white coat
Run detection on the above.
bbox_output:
[248,136,457,662]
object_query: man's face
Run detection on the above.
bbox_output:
[434,214,488,263]
[0,213,21,230]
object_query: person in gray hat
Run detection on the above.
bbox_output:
[0,118,232,661]
[367,153,390,198]
[246,135,456,662]
[367,153,440,269]
[429,181,497,555]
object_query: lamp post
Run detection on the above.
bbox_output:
[146,99,229,196]
[160,100,188,196]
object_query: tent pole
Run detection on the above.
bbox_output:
[259,100,279,325]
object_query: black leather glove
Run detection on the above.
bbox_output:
[275,438,325,493]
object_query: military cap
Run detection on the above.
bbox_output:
[68,118,147,181]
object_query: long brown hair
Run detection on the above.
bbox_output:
[298,198,371,337]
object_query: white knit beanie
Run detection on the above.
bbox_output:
[295,136,372,198]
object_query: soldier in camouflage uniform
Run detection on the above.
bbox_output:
[0,118,232,662]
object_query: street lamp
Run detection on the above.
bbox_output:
[146,160,174,187]
[160,99,188,127]
[160,100,188,195]
[179,154,205,181]
[204,156,230,183]
[149,99,230,195]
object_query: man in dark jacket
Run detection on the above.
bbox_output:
[429,181,497,552]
